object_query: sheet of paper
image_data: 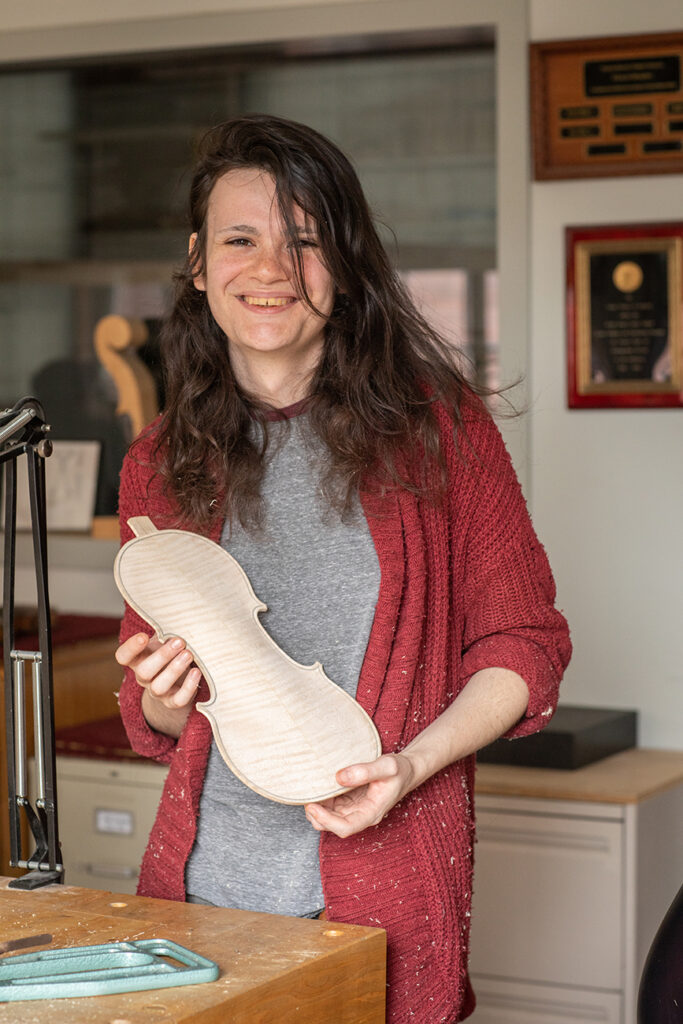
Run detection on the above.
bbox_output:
[14,440,101,532]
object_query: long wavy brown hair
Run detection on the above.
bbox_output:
[148,113,488,530]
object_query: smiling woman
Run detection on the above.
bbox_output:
[190,167,335,405]
[115,113,571,1024]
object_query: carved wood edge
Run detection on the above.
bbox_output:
[94,314,158,439]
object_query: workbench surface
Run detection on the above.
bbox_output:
[0,879,386,1023]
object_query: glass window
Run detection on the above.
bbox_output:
[0,39,496,519]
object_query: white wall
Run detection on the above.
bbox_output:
[530,0,683,39]
[529,0,683,748]
[0,0,362,32]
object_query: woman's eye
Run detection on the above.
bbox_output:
[289,238,318,250]
[226,237,253,247]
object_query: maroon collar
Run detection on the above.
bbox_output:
[263,397,311,421]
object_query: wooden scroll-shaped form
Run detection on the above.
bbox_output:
[114,517,381,804]
[94,315,158,441]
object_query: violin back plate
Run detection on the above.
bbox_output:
[114,517,381,804]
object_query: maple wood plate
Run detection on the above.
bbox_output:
[114,517,381,804]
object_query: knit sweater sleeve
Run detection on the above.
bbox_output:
[454,403,572,738]
[117,438,178,764]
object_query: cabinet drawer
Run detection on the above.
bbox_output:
[469,976,622,1023]
[470,810,623,988]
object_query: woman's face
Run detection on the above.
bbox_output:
[191,167,335,402]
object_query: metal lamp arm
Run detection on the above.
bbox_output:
[2,397,63,888]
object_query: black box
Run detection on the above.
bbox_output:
[477,704,638,770]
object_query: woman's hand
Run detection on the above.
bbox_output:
[304,753,416,838]
[304,668,531,839]
[115,632,202,736]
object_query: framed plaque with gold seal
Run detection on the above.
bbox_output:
[566,222,683,408]
[531,33,683,179]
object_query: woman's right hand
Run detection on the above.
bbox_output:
[115,632,202,736]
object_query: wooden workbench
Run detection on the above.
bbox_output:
[0,879,386,1023]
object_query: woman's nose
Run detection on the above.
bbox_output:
[252,246,287,282]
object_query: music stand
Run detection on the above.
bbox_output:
[1,396,63,888]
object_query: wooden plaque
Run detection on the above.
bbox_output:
[531,33,683,179]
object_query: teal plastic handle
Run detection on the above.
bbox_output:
[0,939,219,1001]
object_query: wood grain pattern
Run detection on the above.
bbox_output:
[0,879,386,1024]
[115,517,381,804]
[93,314,158,440]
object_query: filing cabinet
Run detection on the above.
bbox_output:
[31,754,168,893]
[469,750,683,1024]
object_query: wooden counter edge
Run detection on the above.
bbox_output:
[475,747,683,805]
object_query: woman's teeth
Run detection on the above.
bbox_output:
[242,296,294,307]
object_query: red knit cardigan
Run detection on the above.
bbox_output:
[117,398,571,1024]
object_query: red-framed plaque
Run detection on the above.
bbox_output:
[566,222,683,408]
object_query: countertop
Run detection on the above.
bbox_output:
[475,747,683,804]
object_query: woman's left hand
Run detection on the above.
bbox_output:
[304,753,415,837]
[305,667,532,839]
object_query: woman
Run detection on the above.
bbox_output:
[116,113,571,1023]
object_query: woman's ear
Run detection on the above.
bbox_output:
[189,233,206,291]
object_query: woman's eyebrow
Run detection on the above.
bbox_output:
[216,223,259,235]
[214,224,316,236]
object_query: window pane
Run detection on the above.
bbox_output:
[0,40,496,516]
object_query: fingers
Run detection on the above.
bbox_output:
[305,802,364,837]
[115,632,156,668]
[305,808,325,833]
[304,754,415,838]
[305,798,384,838]
[116,633,200,707]
[116,633,185,680]
[335,755,401,789]
[135,637,190,692]
[166,665,202,708]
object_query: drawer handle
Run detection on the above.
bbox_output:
[477,988,612,1020]
[478,826,612,854]
[77,863,138,880]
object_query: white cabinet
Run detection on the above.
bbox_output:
[472,803,623,987]
[31,754,168,894]
[469,751,683,1024]
[466,977,622,1024]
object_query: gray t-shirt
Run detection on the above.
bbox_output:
[184,416,380,915]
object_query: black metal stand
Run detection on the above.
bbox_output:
[2,397,63,888]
